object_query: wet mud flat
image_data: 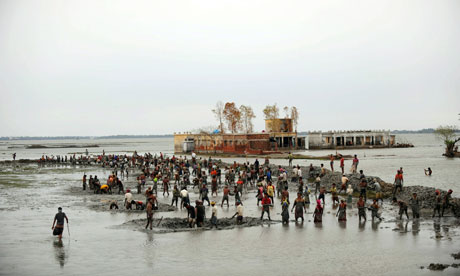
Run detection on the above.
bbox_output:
[115,217,281,234]
[422,251,460,271]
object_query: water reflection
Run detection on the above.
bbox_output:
[339,221,346,230]
[52,240,68,268]
[371,220,381,231]
[358,220,366,231]
[411,220,420,236]
[144,231,155,247]
[143,231,156,269]
[295,221,304,229]
[396,221,409,234]
[433,220,441,240]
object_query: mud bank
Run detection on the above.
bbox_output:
[210,158,460,217]
[66,186,176,213]
[115,217,281,234]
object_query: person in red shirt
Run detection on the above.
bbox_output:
[393,170,403,197]
[340,156,345,174]
[211,176,218,196]
[221,185,230,207]
[236,178,244,196]
[260,193,272,221]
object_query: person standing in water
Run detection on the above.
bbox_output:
[171,185,180,207]
[340,174,348,194]
[210,201,218,229]
[260,193,272,221]
[281,200,290,224]
[346,184,353,205]
[340,155,345,174]
[409,193,420,219]
[221,185,230,207]
[291,193,306,222]
[398,200,409,220]
[52,207,69,241]
[433,190,442,218]
[337,199,347,221]
[82,174,87,191]
[442,189,453,217]
[369,199,383,221]
[352,155,359,173]
[313,200,323,223]
[330,154,334,172]
[424,167,432,176]
[195,200,206,227]
[145,198,154,230]
[393,170,404,197]
[357,196,366,222]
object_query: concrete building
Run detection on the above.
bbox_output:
[174,118,305,154]
[307,130,395,149]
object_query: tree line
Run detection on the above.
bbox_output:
[211,102,299,134]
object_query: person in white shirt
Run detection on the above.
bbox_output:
[232,202,244,225]
[124,189,133,209]
[292,167,298,182]
[180,187,189,209]
[340,175,349,194]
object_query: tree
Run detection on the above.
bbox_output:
[434,125,460,157]
[290,106,299,132]
[240,105,256,133]
[263,104,280,131]
[223,102,242,134]
[212,101,225,134]
[283,106,289,118]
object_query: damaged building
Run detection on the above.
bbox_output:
[174,118,306,154]
[307,130,396,149]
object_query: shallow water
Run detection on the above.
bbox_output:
[1,134,458,195]
[0,134,460,275]
[0,163,459,275]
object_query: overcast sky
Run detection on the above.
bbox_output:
[1,0,459,136]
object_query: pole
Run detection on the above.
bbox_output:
[67,223,70,237]
[156,216,164,227]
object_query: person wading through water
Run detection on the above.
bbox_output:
[357,196,366,222]
[313,199,323,223]
[260,193,272,221]
[291,192,306,222]
[52,207,69,242]
[337,199,347,222]
[145,198,154,230]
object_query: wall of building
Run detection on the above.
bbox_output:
[173,133,273,154]
[265,118,293,133]
[307,131,395,149]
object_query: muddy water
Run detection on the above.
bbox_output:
[1,134,459,196]
[0,163,459,275]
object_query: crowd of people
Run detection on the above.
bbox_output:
[77,151,455,230]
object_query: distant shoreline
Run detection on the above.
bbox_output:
[0,135,174,141]
[2,129,457,141]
